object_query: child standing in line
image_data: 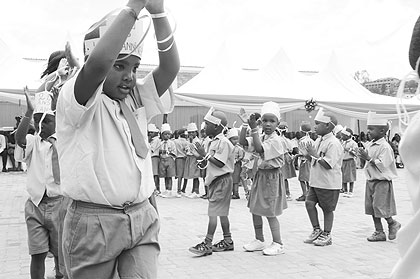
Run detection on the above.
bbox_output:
[56,0,180,277]
[302,108,343,247]
[174,128,188,195]
[278,122,296,201]
[15,90,65,279]
[295,121,313,201]
[239,102,287,256]
[358,112,401,242]
[158,123,178,198]
[227,128,245,199]
[183,122,201,198]
[189,108,235,256]
[341,127,358,198]
[148,123,161,195]
[199,122,212,199]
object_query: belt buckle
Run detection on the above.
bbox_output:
[122,201,133,212]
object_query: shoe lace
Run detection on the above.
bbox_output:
[195,242,209,251]
[215,240,229,248]
[317,233,329,241]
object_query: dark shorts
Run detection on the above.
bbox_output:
[158,157,176,178]
[151,156,160,176]
[306,186,340,212]
[365,180,397,218]
[208,173,233,216]
[175,157,186,178]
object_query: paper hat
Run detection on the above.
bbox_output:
[147,123,159,133]
[314,108,332,123]
[187,122,198,132]
[200,122,206,130]
[367,111,388,126]
[160,123,172,133]
[34,91,55,116]
[84,12,144,58]
[333,124,343,135]
[300,121,311,132]
[261,101,280,120]
[226,128,239,139]
[204,107,222,125]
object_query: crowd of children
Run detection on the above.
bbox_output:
[9,0,407,277]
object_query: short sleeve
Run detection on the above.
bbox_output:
[322,141,342,168]
[15,134,35,163]
[262,137,284,161]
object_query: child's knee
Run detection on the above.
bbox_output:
[305,200,316,209]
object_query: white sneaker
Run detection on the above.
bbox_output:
[187,192,200,199]
[243,239,266,252]
[159,190,168,198]
[262,242,285,256]
[347,192,353,198]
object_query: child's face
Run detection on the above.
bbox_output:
[367,125,386,141]
[314,121,329,136]
[261,114,278,135]
[103,55,140,100]
[35,113,56,140]
[229,136,239,145]
[187,131,197,141]
[341,133,350,141]
[204,121,217,137]
[161,131,171,140]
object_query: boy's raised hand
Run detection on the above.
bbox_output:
[24,86,34,113]
[238,108,249,123]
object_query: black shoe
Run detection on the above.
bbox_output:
[296,195,306,201]
[231,195,240,199]
[212,239,234,252]
[189,242,212,256]
[200,194,208,199]
[1,168,7,173]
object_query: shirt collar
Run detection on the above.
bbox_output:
[371,137,386,145]
[321,132,333,140]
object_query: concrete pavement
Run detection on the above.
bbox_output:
[0,169,413,279]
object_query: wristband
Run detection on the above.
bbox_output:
[123,7,139,20]
[242,123,249,128]
[150,12,167,19]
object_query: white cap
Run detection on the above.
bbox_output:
[314,108,331,123]
[204,107,222,125]
[161,123,171,133]
[340,126,351,137]
[187,123,198,132]
[84,11,144,58]
[333,124,343,135]
[367,111,389,126]
[261,101,280,120]
[226,128,239,139]
[200,122,206,130]
[147,123,159,133]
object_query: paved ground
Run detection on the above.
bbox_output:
[0,169,413,279]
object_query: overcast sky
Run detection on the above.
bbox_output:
[1,0,420,80]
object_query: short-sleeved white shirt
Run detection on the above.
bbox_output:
[205,133,234,186]
[15,134,61,206]
[364,137,397,181]
[309,132,344,189]
[56,71,174,207]
[246,133,284,169]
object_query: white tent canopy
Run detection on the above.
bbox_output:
[174,45,420,120]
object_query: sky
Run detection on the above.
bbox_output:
[1,0,420,81]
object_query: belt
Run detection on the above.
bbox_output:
[72,199,149,214]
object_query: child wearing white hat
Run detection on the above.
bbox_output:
[158,123,178,198]
[295,121,313,201]
[358,112,400,242]
[239,102,287,256]
[173,127,188,194]
[182,122,201,197]
[227,128,245,199]
[302,108,343,247]
[278,121,296,201]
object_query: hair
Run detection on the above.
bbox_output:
[345,127,353,135]
[41,50,66,78]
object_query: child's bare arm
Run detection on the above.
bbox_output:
[15,88,33,148]
[147,0,180,97]
[74,0,148,105]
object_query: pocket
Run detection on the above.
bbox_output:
[262,172,280,200]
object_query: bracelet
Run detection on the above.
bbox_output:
[157,33,173,44]
[123,6,139,20]
[242,123,249,128]
[150,12,167,19]
[158,40,175,52]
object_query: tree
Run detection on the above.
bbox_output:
[354,70,370,84]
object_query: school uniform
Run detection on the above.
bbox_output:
[205,133,235,216]
[150,136,161,176]
[183,137,201,179]
[15,134,63,258]
[57,71,172,278]
[298,135,313,182]
[364,137,398,218]
[308,132,344,212]
[246,133,287,217]
[341,139,358,183]
[232,144,245,184]
[158,139,176,178]
[280,136,296,179]
[174,137,188,178]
